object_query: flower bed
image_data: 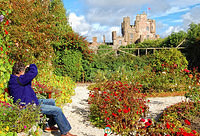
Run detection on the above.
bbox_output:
[88,81,149,135]
[0,100,42,135]
[88,80,200,135]
[159,101,200,133]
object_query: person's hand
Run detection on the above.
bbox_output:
[25,64,30,69]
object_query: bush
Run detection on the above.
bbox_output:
[185,70,200,103]
[88,81,149,135]
[149,48,188,72]
[157,101,200,135]
[88,54,148,82]
[53,31,94,82]
[54,49,83,82]
[34,67,76,107]
[0,5,14,101]
[0,100,41,134]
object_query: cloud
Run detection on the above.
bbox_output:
[69,12,120,42]
[152,7,190,18]
[170,0,200,8]
[87,25,121,42]
[161,26,184,37]
[84,0,153,7]
[82,0,170,26]
[159,6,200,38]
[69,13,91,35]
[182,6,200,29]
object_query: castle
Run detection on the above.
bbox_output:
[90,12,159,47]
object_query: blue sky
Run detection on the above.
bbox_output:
[63,0,200,42]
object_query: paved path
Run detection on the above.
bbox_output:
[42,85,186,136]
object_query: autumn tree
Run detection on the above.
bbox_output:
[1,0,72,68]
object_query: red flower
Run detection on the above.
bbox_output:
[184,119,191,125]
[104,134,107,136]
[142,108,145,112]
[0,47,3,51]
[94,87,99,90]
[123,109,129,113]
[148,119,152,124]
[112,113,117,117]
[145,122,150,127]
[161,64,164,66]
[192,130,197,134]
[105,111,108,114]
[106,124,111,128]
[5,20,9,25]
[119,98,122,101]
[5,29,8,35]
[166,122,170,129]
[136,111,138,114]
[8,46,10,48]
[118,109,122,113]
[184,69,190,73]
[106,117,110,120]
[140,118,145,122]
[91,95,94,97]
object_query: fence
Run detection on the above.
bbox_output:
[95,47,185,57]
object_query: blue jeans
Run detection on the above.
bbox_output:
[38,99,72,135]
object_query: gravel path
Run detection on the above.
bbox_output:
[43,85,187,136]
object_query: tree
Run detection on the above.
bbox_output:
[162,31,187,47]
[185,23,200,69]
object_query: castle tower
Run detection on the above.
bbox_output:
[92,37,97,43]
[150,20,156,33]
[121,17,130,42]
[103,35,105,44]
[112,31,117,45]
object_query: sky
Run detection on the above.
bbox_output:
[63,0,200,42]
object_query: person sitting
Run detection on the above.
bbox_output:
[8,62,77,136]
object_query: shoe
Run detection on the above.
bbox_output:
[61,132,77,136]
[44,126,59,132]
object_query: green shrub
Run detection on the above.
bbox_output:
[54,49,83,82]
[88,54,148,82]
[149,48,188,71]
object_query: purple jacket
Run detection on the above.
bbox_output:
[8,64,39,105]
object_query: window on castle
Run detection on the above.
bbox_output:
[146,26,149,31]
[130,33,134,39]
[119,40,122,45]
